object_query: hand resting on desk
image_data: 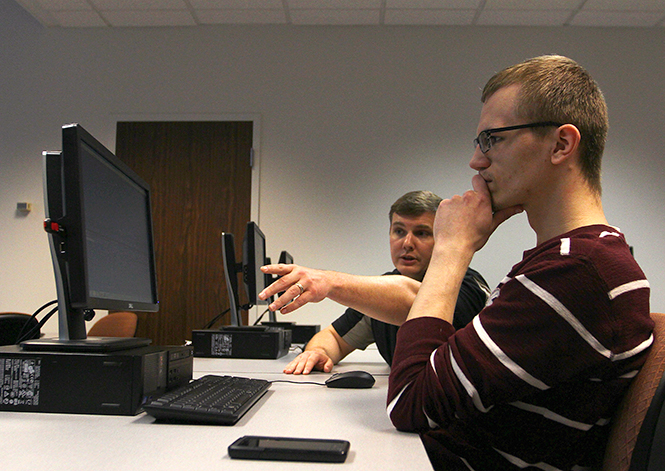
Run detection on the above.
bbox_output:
[284,350,334,375]
[283,325,356,375]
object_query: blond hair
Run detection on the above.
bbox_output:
[482,55,608,195]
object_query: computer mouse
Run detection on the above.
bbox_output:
[325,370,375,389]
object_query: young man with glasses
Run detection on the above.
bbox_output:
[386,55,652,470]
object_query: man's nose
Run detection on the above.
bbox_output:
[470,147,490,172]
[403,233,414,249]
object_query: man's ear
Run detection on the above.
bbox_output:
[551,124,581,165]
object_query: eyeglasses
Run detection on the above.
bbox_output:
[473,121,562,154]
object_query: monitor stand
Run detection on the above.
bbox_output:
[20,337,151,353]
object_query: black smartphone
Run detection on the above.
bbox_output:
[228,435,350,463]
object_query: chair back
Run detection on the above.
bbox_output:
[602,312,665,471]
[629,363,665,470]
[87,311,138,338]
[0,312,40,346]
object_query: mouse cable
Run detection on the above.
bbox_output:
[269,379,326,387]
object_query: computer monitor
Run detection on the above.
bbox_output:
[221,221,269,327]
[278,250,293,265]
[243,221,269,308]
[267,250,294,322]
[21,123,158,352]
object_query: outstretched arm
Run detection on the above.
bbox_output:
[259,265,420,326]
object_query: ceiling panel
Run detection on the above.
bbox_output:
[14,0,665,28]
[385,9,475,25]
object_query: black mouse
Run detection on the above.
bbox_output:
[325,370,375,389]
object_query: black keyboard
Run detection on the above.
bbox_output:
[143,375,271,425]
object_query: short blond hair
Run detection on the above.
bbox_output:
[482,55,608,195]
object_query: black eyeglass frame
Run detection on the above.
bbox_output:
[473,121,562,154]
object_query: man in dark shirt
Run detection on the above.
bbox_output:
[277,190,489,374]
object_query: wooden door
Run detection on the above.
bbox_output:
[115,121,253,345]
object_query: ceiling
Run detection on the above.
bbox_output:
[14,0,665,29]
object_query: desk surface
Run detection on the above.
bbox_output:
[0,347,431,471]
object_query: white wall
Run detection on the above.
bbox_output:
[2,0,664,336]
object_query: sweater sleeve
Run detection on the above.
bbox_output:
[452,267,490,330]
[387,317,456,431]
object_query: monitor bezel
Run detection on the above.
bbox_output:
[61,123,159,313]
[278,250,293,265]
[221,232,243,327]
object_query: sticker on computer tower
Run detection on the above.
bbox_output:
[0,357,41,408]
[210,333,233,357]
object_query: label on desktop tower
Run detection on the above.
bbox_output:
[0,357,41,408]
[210,333,233,357]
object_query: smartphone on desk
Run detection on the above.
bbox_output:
[228,435,350,463]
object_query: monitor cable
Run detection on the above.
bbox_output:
[252,307,272,326]
[15,300,59,344]
[201,307,231,330]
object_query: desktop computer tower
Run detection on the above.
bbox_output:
[192,326,291,359]
[261,322,321,344]
[0,344,193,416]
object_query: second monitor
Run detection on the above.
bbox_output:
[221,221,268,327]
[193,222,290,359]
[259,247,320,344]
[220,221,319,344]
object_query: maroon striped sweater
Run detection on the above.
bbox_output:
[387,225,653,471]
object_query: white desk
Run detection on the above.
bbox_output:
[0,347,432,471]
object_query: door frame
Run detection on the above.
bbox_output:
[108,112,263,324]
[108,112,262,225]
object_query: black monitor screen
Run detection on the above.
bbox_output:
[221,232,242,326]
[80,140,155,305]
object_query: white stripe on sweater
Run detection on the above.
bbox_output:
[510,401,593,431]
[608,279,650,300]
[473,315,549,390]
[517,274,651,361]
[517,274,613,359]
[448,343,493,412]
